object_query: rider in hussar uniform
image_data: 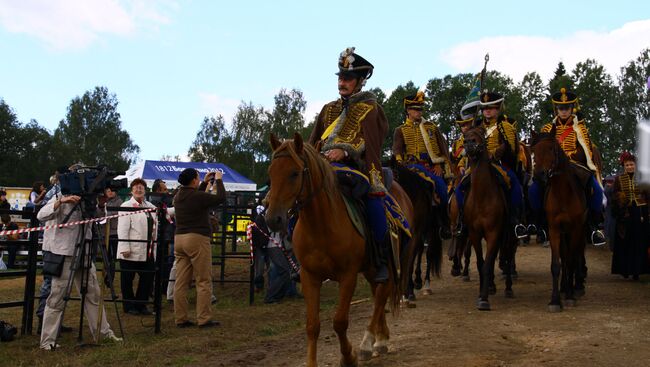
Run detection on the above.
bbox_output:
[308,47,391,281]
[456,91,527,239]
[529,88,606,246]
[393,91,453,239]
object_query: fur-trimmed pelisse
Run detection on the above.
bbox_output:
[619,151,636,165]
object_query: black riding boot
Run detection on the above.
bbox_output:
[588,210,606,246]
[374,232,390,283]
[438,206,452,240]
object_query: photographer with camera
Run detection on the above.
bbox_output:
[37,193,121,350]
[173,168,225,328]
[97,187,123,277]
[117,179,157,315]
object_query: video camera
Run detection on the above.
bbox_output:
[59,166,128,196]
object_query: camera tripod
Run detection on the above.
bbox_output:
[50,199,124,348]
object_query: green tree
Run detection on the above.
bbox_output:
[0,99,56,186]
[266,88,306,148]
[188,115,234,162]
[426,73,475,144]
[517,71,547,136]
[53,86,139,172]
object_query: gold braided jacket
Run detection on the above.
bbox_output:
[308,91,388,193]
[541,116,593,165]
[393,119,448,164]
[614,173,647,207]
[451,137,467,169]
[484,117,517,158]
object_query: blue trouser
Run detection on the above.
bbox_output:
[407,163,448,206]
[37,274,52,318]
[455,165,522,210]
[366,196,388,243]
[528,175,603,214]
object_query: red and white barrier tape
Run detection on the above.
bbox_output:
[246,222,300,274]
[0,208,156,236]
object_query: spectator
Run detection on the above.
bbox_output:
[611,152,650,280]
[0,215,19,269]
[97,187,124,276]
[173,168,225,328]
[251,205,270,292]
[264,231,300,304]
[37,192,121,350]
[0,189,9,211]
[29,181,46,208]
[117,179,157,315]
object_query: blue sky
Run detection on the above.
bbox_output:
[1,0,649,164]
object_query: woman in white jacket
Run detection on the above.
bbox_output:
[117,178,157,315]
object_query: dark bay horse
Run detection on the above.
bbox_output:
[531,130,587,312]
[392,163,443,299]
[462,127,516,311]
[265,133,414,367]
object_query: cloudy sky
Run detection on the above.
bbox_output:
[1,0,649,163]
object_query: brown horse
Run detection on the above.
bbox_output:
[530,130,587,312]
[391,162,443,299]
[264,133,414,367]
[462,127,516,310]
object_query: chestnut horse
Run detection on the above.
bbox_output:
[265,133,414,367]
[530,130,587,312]
[462,127,516,310]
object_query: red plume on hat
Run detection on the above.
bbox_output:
[619,151,636,165]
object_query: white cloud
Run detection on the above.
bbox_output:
[197,92,240,124]
[441,19,650,82]
[0,0,174,50]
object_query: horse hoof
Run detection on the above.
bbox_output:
[414,280,423,290]
[358,349,373,362]
[422,288,433,296]
[565,299,576,307]
[548,304,562,313]
[373,345,389,355]
[451,268,461,277]
[407,294,417,302]
[574,288,585,298]
[505,289,515,298]
[477,300,491,311]
[462,275,470,282]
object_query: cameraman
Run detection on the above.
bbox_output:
[37,194,121,350]
[173,168,225,328]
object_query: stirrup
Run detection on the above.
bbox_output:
[537,229,547,244]
[591,230,606,247]
[514,224,528,239]
[526,224,537,236]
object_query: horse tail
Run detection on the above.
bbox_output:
[389,233,416,315]
[429,234,443,278]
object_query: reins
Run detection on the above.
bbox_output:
[271,146,324,217]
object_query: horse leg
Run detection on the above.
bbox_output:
[504,237,515,298]
[548,227,562,312]
[413,243,423,290]
[473,236,484,296]
[373,282,392,356]
[334,275,358,367]
[462,238,471,281]
[478,234,498,311]
[422,242,433,295]
[574,242,586,298]
[302,271,322,367]
[360,282,378,361]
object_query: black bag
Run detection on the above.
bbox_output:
[0,320,17,342]
[42,251,65,277]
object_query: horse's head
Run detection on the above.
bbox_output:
[530,129,562,185]
[264,132,335,233]
[463,126,487,160]
[264,132,307,232]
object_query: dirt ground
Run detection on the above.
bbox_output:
[214,242,650,367]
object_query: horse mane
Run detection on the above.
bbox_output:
[532,132,569,169]
[274,139,339,206]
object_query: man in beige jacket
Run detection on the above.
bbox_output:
[37,193,121,350]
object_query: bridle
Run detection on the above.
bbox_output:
[271,147,323,217]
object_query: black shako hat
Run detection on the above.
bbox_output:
[479,91,504,108]
[404,91,425,111]
[336,47,374,80]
